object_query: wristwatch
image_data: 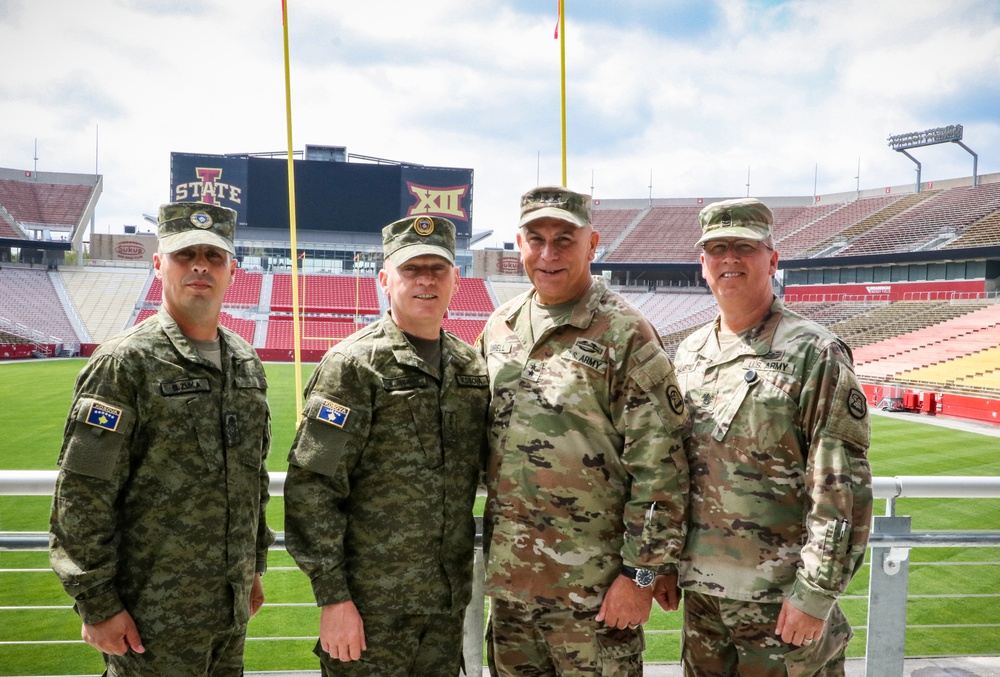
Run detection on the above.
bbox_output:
[620,565,655,588]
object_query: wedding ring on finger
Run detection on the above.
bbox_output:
[803,637,814,645]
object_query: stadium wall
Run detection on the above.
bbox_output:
[785,280,985,301]
[862,384,999,426]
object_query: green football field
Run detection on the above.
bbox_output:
[1,359,998,674]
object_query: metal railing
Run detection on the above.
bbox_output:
[3,471,999,676]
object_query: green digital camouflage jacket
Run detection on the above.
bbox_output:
[49,310,274,628]
[674,297,873,620]
[479,276,690,611]
[284,313,488,615]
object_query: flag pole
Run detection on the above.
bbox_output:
[282,0,303,417]
[558,0,567,187]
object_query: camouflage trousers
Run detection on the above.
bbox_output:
[486,597,644,677]
[103,621,247,676]
[681,591,852,677]
[314,611,465,677]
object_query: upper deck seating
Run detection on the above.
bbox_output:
[592,208,642,244]
[837,182,1000,256]
[0,179,93,229]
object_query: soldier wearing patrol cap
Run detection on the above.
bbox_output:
[479,186,690,676]
[669,197,873,676]
[50,201,274,674]
[284,215,489,676]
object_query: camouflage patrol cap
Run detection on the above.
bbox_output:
[157,202,236,255]
[519,185,592,229]
[696,197,774,246]
[382,215,456,266]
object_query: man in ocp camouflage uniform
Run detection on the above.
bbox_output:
[284,215,488,676]
[668,198,873,676]
[479,186,690,676]
[50,202,274,675]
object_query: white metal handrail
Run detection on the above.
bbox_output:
[6,471,1000,499]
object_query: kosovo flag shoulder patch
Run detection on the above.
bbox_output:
[317,400,350,428]
[85,401,123,432]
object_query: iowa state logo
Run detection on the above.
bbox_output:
[174,167,243,205]
[406,182,468,220]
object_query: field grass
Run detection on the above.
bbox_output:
[1,359,999,673]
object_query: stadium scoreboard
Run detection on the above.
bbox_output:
[170,152,474,238]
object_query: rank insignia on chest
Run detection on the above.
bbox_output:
[85,401,122,432]
[318,400,350,428]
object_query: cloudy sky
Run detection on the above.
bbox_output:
[1,0,998,247]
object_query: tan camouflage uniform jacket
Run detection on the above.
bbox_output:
[480,276,690,612]
[50,310,274,628]
[674,297,873,620]
[284,313,489,615]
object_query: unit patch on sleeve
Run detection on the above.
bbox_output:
[317,400,350,428]
[848,388,868,419]
[85,401,123,432]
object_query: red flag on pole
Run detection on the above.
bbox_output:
[554,0,561,38]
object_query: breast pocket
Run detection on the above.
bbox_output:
[232,374,269,468]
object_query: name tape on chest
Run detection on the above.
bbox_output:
[160,378,211,396]
[381,375,427,391]
[317,400,350,428]
[488,343,513,354]
[85,401,123,432]
[456,374,489,387]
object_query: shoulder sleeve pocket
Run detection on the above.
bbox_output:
[59,397,136,481]
[629,350,689,428]
[825,363,871,452]
[287,392,372,478]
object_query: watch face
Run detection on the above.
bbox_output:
[635,568,655,587]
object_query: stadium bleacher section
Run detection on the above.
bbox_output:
[0,268,81,343]
[270,273,379,314]
[145,268,263,307]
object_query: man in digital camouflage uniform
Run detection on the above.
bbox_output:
[284,215,488,676]
[479,186,690,676]
[669,198,873,676]
[50,202,274,675]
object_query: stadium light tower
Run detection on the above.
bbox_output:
[887,124,978,192]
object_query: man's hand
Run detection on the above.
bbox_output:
[652,573,680,612]
[81,609,144,656]
[249,573,265,618]
[320,601,366,661]
[595,574,653,629]
[775,599,826,647]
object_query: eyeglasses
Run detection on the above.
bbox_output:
[701,240,772,258]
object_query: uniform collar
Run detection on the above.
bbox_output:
[380,311,471,380]
[689,296,785,359]
[155,308,255,371]
[504,275,607,347]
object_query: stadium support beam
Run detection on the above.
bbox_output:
[887,124,979,191]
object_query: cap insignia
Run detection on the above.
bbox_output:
[413,217,434,236]
[190,212,214,229]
